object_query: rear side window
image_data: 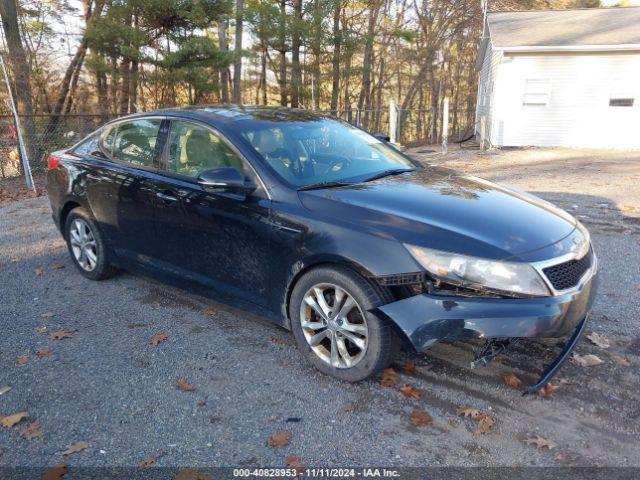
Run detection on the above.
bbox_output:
[73,133,103,157]
[166,120,245,178]
[109,119,162,167]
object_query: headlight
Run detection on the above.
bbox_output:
[404,244,550,297]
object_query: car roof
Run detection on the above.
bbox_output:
[117,105,330,127]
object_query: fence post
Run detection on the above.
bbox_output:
[389,99,398,144]
[479,116,487,151]
[442,97,449,154]
[355,106,361,127]
[0,53,35,192]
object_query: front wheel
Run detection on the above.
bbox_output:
[290,266,397,382]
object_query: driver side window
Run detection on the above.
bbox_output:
[167,120,245,178]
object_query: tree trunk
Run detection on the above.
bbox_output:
[278,0,287,106]
[290,0,302,108]
[0,0,40,164]
[63,48,86,114]
[96,68,108,121]
[311,0,321,109]
[260,45,267,105]
[217,15,230,103]
[357,1,382,128]
[119,58,131,115]
[233,0,243,103]
[329,0,341,115]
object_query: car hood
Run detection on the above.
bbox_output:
[298,168,577,261]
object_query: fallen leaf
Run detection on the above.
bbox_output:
[61,441,88,456]
[150,333,167,346]
[0,386,10,396]
[523,435,557,450]
[286,455,305,472]
[456,407,482,420]
[610,354,630,367]
[37,326,48,334]
[41,312,55,319]
[447,418,459,428]
[17,354,29,365]
[41,463,68,480]
[140,455,157,467]
[399,384,423,398]
[204,307,217,316]
[474,414,496,434]
[267,431,292,447]
[571,353,604,367]
[270,336,293,345]
[410,408,433,426]
[176,379,196,392]
[1,412,28,428]
[337,404,356,413]
[586,332,610,349]
[380,367,399,387]
[36,349,53,358]
[35,268,45,276]
[500,372,523,388]
[51,263,66,270]
[538,383,558,398]
[402,359,417,374]
[175,468,212,480]
[20,420,43,440]
[48,331,73,340]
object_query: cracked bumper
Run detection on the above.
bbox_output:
[377,270,598,352]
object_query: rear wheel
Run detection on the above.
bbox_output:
[290,266,397,382]
[64,207,117,281]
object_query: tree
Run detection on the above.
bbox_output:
[233,0,244,103]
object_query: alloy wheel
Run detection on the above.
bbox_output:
[69,218,98,272]
[299,283,369,368]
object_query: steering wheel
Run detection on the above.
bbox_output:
[323,156,352,175]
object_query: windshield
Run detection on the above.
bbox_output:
[236,118,416,188]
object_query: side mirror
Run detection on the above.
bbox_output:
[373,133,391,142]
[197,167,255,195]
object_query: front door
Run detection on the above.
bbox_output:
[152,119,274,306]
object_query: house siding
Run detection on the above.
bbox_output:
[491,52,640,149]
[475,41,502,146]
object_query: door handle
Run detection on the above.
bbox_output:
[156,191,178,203]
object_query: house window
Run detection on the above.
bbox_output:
[523,79,551,106]
[609,79,635,107]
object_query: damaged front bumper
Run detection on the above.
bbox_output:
[377,265,598,391]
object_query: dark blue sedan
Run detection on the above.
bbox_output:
[46,106,597,390]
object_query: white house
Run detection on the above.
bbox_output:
[475,7,640,149]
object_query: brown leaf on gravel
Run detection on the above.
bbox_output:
[38,326,48,334]
[1,412,29,428]
[51,263,65,270]
[176,379,196,392]
[41,312,55,319]
[610,354,630,367]
[586,332,610,349]
[150,333,168,346]
[204,307,217,316]
[20,420,43,440]
[175,468,212,480]
[36,349,53,358]
[267,431,292,447]
[337,404,356,413]
[523,435,557,450]
[35,268,45,276]
[41,463,68,480]
[286,455,305,472]
[48,331,73,340]
[61,441,88,456]
[380,367,399,387]
[500,372,523,388]
[402,359,417,374]
[538,383,558,398]
[399,384,423,398]
[571,353,604,367]
[270,336,293,345]
[140,455,157,467]
[456,407,482,420]
[410,408,433,427]
[447,418,459,428]
[17,354,29,365]
[474,414,496,435]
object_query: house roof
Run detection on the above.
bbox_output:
[487,7,640,51]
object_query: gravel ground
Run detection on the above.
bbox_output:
[1,147,639,471]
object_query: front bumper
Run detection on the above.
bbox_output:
[377,265,598,352]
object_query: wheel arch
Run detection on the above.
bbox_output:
[59,200,83,239]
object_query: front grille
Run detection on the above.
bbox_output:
[542,249,593,291]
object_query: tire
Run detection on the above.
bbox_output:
[290,265,397,382]
[64,207,117,281]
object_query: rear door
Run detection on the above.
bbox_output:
[83,117,167,261]
[150,118,275,306]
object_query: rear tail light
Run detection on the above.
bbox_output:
[47,154,61,170]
